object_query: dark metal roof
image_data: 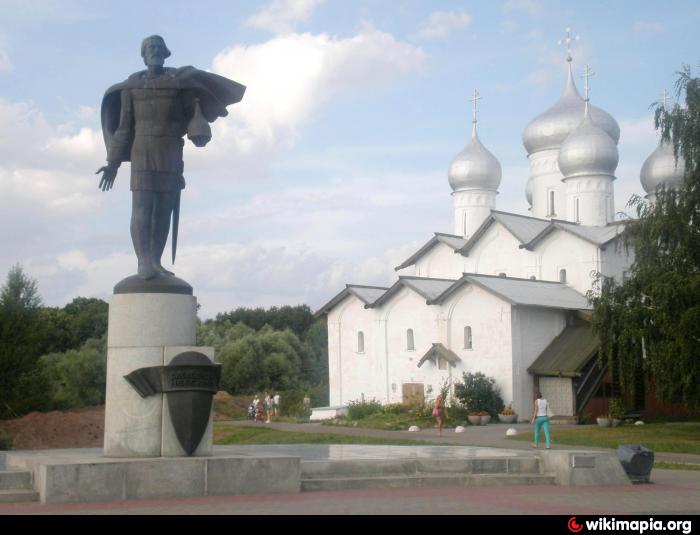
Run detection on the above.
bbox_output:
[527,321,599,377]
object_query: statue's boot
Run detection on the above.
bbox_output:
[153,262,174,276]
[137,261,158,280]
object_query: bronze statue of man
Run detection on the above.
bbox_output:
[97,35,245,281]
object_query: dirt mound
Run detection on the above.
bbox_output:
[0,391,252,450]
[0,406,105,450]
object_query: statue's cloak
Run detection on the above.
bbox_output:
[100,66,246,160]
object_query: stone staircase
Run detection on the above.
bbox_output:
[0,454,38,503]
[301,456,556,492]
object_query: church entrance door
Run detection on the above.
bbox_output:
[402,383,425,406]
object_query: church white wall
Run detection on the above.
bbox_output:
[413,242,463,279]
[443,285,514,409]
[452,189,496,238]
[528,149,567,220]
[599,236,634,284]
[535,231,600,294]
[327,296,385,406]
[564,176,614,226]
[380,287,444,404]
[510,306,567,419]
[467,222,538,279]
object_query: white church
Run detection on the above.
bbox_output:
[316,42,686,422]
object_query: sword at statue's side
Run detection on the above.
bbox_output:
[172,189,180,264]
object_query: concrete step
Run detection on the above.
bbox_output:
[302,473,556,492]
[0,489,40,503]
[301,457,542,479]
[0,470,33,490]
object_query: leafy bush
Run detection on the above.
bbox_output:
[608,397,626,419]
[347,398,383,420]
[0,430,13,450]
[453,372,504,417]
[383,403,405,415]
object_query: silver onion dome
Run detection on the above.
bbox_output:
[449,125,502,191]
[522,66,620,155]
[640,140,686,196]
[558,103,619,179]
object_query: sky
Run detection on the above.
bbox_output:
[0,0,697,317]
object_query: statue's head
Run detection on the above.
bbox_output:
[141,35,171,68]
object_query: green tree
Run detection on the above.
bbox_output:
[0,265,43,418]
[217,327,303,394]
[39,336,107,409]
[589,66,700,408]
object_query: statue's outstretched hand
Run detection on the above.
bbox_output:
[96,165,118,191]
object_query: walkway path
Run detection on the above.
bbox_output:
[227,420,700,465]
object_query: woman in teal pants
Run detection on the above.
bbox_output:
[531,391,551,449]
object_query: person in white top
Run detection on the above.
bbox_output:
[531,390,551,449]
[273,393,280,416]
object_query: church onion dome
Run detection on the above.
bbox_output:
[640,140,686,196]
[522,66,620,155]
[448,125,502,192]
[558,102,619,179]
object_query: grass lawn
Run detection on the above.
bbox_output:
[214,422,442,446]
[655,462,700,471]
[507,423,700,455]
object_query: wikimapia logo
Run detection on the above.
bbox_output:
[567,517,693,534]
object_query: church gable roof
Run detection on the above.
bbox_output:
[521,221,626,250]
[369,276,457,308]
[395,233,468,271]
[528,321,598,377]
[314,284,389,316]
[457,211,551,256]
[417,343,462,368]
[428,273,591,310]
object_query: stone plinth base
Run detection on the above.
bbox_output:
[6,449,301,504]
[105,292,215,458]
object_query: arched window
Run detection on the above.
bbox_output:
[464,326,473,349]
[559,269,567,284]
[406,329,415,351]
[357,331,364,353]
[548,190,556,216]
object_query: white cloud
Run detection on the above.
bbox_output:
[244,0,324,34]
[633,21,664,35]
[0,50,12,73]
[503,0,543,18]
[414,10,471,40]
[199,26,426,177]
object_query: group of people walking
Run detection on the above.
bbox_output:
[249,393,280,423]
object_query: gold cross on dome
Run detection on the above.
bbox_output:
[558,27,580,63]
